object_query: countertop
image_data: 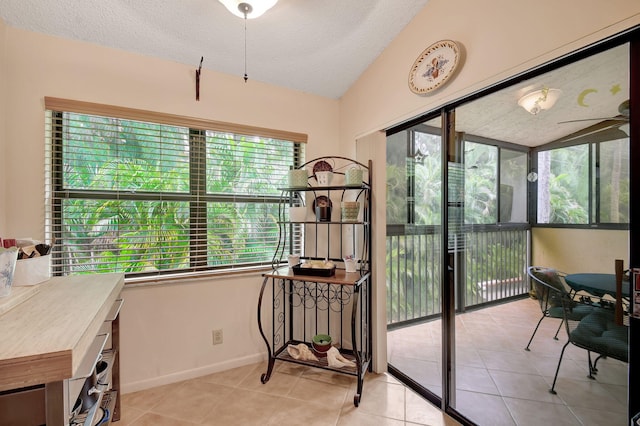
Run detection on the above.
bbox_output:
[0,273,124,392]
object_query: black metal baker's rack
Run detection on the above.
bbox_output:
[257,156,372,406]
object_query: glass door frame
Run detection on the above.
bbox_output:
[386,25,639,424]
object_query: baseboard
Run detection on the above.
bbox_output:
[120,352,267,394]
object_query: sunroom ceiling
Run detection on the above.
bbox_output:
[455,44,629,148]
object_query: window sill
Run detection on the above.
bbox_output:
[123,264,281,287]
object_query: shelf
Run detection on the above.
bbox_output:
[264,267,370,286]
[71,389,104,426]
[260,156,372,407]
[280,184,369,192]
[71,389,116,426]
[68,334,109,409]
[275,341,359,376]
[282,220,368,225]
[103,299,123,322]
[99,390,117,425]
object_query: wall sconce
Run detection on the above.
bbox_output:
[518,88,562,115]
[219,0,278,19]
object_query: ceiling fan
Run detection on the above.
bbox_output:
[558,99,629,124]
[553,99,629,145]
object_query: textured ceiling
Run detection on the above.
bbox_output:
[0,0,430,99]
[434,44,629,147]
[0,0,628,147]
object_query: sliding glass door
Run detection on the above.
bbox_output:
[386,118,444,398]
[386,33,635,425]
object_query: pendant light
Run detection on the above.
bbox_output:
[219,1,278,82]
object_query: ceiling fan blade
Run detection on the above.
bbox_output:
[552,120,627,145]
[581,127,628,144]
[558,115,628,124]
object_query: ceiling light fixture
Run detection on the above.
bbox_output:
[219,1,278,82]
[518,87,562,115]
[219,0,278,19]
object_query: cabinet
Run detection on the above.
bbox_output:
[0,273,124,426]
[257,156,372,406]
[66,297,123,426]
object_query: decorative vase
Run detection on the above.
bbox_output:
[0,247,19,298]
[288,169,308,188]
[345,168,364,186]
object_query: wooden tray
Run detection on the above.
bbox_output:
[291,264,336,277]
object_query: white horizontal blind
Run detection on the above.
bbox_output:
[45,106,304,278]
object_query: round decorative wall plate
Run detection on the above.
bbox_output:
[408,40,461,95]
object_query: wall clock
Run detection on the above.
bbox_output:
[408,40,462,95]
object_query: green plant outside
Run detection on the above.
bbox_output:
[56,113,294,275]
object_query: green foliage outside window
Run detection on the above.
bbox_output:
[385,129,528,324]
[47,111,301,277]
[537,139,629,225]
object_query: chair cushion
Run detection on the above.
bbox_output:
[549,303,593,320]
[570,309,628,362]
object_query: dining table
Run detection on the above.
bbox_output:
[564,273,630,298]
[565,271,630,325]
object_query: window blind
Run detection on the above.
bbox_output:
[45,100,305,278]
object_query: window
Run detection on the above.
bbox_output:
[464,141,497,224]
[536,145,589,224]
[463,142,528,225]
[386,124,442,226]
[499,149,528,223]
[45,98,306,278]
[386,126,529,227]
[536,137,629,225]
[596,139,629,223]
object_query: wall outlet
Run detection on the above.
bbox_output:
[212,329,223,345]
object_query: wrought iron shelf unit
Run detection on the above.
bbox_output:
[257,156,372,407]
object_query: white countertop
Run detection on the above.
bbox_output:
[0,273,124,392]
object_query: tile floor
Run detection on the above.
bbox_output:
[388,297,629,425]
[117,297,628,426]
[118,361,460,425]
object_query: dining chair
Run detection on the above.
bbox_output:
[528,266,629,394]
[524,266,593,351]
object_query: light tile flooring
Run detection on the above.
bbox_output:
[118,362,460,425]
[388,297,629,425]
[117,297,628,426]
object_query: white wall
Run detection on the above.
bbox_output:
[2,27,342,239]
[355,131,387,372]
[0,26,342,392]
[340,0,640,143]
[120,273,269,390]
